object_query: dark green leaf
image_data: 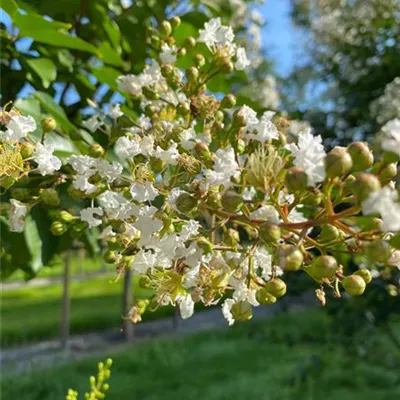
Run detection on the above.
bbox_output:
[1,0,18,17]
[26,58,57,88]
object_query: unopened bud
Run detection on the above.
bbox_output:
[175,193,198,214]
[206,187,221,209]
[231,301,253,322]
[194,142,212,162]
[142,86,160,100]
[170,16,181,30]
[265,278,287,298]
[150,35,161,49]
[59,210,76,223]
[20,142,35,159]
[221,60,234,74]
[103,250,117,264]
[285,166,308,192]
[88,143,105,158]
[50,221,68,236]
[41,116,57,133]
[379,163,397,185]
[276,244,304,271]
[187,66,199,83]
[185,37,196,50]
[177,47,186,57]
[177,102,191,116]
[221,94,236,109]
[318,224,342,243]
[259,222,281,244]
[40,188,60,206]
[237,139,246,155]
[347,141,373,172]
[221,191,243,213]
[159,20,172,36]
[366,240,391,264]
[232,110,247,128]
[325,147,353,178]
[342,275,366,296]
[354,269,372,284]
[306,255,338,281]
[351,173,381,202]
[256,289,277,305]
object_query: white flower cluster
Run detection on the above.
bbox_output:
[370,77,400,124]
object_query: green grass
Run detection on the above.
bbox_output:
[1,274,173,347]
[2,310,400,400]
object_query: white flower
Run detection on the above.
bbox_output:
[198,18,235,51]
[381,118,400,156]
[114,136,141,159]
[250,205,280,223]
[96,159,123,182]
[130,182,158,202]
[238,105,259,126]
[33,143,62,176]
[80,207,104,228]
[141,135,155,157]
[179,294,195,319]
[250,112,279,143]
[160,43,177,64]
[253,247,283,280]
[168,188,187,208]
[131,249,157,273]
[4,115,36,142]
[155,142,179,165]
[98,190,138,220]
[222,298,235,325]
[362,187,400,232]
[117,74,143,96]
[285,128,326,186]
[73,176,96,194]
[82,115,103,132]
[180,220,201,241]
[134,206,163,246]
[243,187,256,201]
[235,47,250,70]
[68,155,97,176]
[9,199,27,232]
[109,103,123,120]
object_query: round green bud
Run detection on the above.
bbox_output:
[265,278,287,298]
[139,275,151,288]
[88,143,105,158]
[307,255,338,280]
[379,163,397,185]
[40,188,60,206]
[215,110,224,123]
[221,191,243,213]
[159,20,172,36]
[221,60,234,74]
[50,221,68,236]
[175,193,198,214]
[276,244,304,271]
[197,236,213,254]
[285,166,308,192]
[351,173,381,202]
[221,94,237,109]
[10,188,30,201]
[325,147,353,178]
[342,275,366,296]
[103,250,118,264]
[137,299,150,314]
[194,142,212,162]
[40,116,57,133]
[59,210,76,223]
[256,289,277,305]
[194,53,205,67]
[237,139,246,155]
[161,64,174,78]
[20,141,35,159]
[354,269,372,284]
[366,240,391,264]
[347,141,374,172]
[342,174,356,196]
[232,110,247,128]
[318,224,342,243]
[177,47,187,57]
[231,301,253,322]
[169,16,181,30]
[259,222,281,244]
[142,86,160,100]
[206,187,222,209]
[150,35,161,49]
[187,66,199,83]
[185,37,196,50]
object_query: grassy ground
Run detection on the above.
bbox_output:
[1,274,172,347]
[2,310,400,400]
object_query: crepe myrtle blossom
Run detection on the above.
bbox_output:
[2,16,398,327]
[3,115,36,142]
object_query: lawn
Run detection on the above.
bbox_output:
[1,274,173,347]
[2,310,400,400]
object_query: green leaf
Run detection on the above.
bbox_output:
[98,42,124,67]
[14,97,42,122]
[24,216,44,273]
[103,19,121,50]
[1,0,18,17]
[26,58,57,88]
[14,12,72,31]
[173,22,198,46]
[92,66,121,91]
[33,91,75,134]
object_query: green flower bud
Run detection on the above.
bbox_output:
[256,289,277,305]
[342,174,356,196]
[232,110,247,128]
[378,163,397,185]
[231,301,253,322]
[177,102,190,116]
[175,193,198,214]
[206,187,222,209]
[259,222,281,244]
[306,255,338,281]
[103,250,118,264]
[177,47,187,57]
[347,141,374,172]
[197,236,213,254]
[324,147,353,178]
[215,110,224,123]
[144,105,158,118]
[351,173,381,202]
[137,299,150,314]
[237,139,246,155]
[139,275,151,288]
[170,16,181,30]
[354,269,372,284]
[221,191,243,213]
[187,67,199,83]
[59,210,76,223]
[40,188,60,206]
[40,116,57,133]
[285,166,308,192]
[318,224,343,243]
[302,191,323,207]
[194,53,205,67]
[221,94,237,109]
[276,244,304,271]
[50,221,68,236]
[10,188,30,201]
[150,35,161,49]
[221,60,234,74]
[159,20,172,36]
[185,37,196,50]
[71,221,87,234]
[342,275,366,296]
[142,86,160,100]
[20,141,35,159]
[194,142,212,162]
[88,143,105,158]
[366,240,391,264]
[265,278,287,298]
